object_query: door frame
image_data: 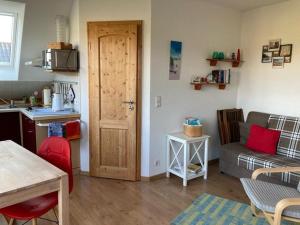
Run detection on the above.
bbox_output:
[87,20,142,181]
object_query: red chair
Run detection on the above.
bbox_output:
[0,137,73,225]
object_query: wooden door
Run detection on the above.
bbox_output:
[88,21,141,181]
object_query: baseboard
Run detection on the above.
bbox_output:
[78,159,219,180]
[141,173,166,181]
[141,159,219,181]
[208,158,219,165]
[80,170,90,176]
[72,167,81,175]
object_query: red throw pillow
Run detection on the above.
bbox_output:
[246,125,281,155]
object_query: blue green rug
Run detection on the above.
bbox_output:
[171,193,296,225]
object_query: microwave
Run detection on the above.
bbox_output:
[42,49,78,72]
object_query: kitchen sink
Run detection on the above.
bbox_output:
[0,104,24,109]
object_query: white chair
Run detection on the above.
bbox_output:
[241,167,300,225]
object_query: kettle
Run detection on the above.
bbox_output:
[52,93,64,112]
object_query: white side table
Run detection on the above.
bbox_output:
[166,132,210,186]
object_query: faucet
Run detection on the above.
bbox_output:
[0,98,15,108]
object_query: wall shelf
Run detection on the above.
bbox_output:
[206,58,242,68]
[191,82,227,90]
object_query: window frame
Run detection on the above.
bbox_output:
[0,12,17,67]
[0,1,25,81]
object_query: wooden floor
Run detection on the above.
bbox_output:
[1,163,249,225]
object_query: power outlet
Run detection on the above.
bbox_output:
[155,96,162,108]
[154,160,160,167]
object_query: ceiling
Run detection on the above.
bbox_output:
[204,0,289,11]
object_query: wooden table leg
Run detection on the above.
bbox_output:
[58,175,69,225]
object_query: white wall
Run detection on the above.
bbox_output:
[54,0,81,112]
[237,0,300,117]
[149,0,242,176]
[76,0,152,175]
[10,0,73,81]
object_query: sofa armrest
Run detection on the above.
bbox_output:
[252,167,300,180]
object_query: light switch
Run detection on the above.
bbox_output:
[155,96,162,108]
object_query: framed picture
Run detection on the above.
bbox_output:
[272,57,284,69]
[284,56,292,63]
[268,39,281,51]
[280,44,293,63]
[262,45,269,52]
[272,51,280,57]
[169,40,182,80]
[261,45,272,63]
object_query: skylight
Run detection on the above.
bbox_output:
[0,13,15,65]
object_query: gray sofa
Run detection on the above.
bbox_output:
[219,111,300,188]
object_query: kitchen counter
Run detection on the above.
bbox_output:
[0,107,80,121]
[0,106,81,174]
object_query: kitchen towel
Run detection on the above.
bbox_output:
[65,120,80,141]
[48,122,64,137]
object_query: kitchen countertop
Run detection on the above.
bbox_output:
[0,107,80,121]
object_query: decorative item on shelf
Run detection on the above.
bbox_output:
[212,51,219,59]
[191,69,231,90]
[237,49,241,61]
[261,38,293,67]
[231,53,236,60]
[212,51,225,60]
[207,50,242,67]
[218,52,225,60]
[183,117,203,137]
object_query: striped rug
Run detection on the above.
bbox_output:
[171,193,296,225]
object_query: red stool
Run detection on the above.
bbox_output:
[0,137,73,225]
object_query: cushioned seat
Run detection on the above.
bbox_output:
[220,112,300,189]
[241,178,300,218]
[238,152,300,186]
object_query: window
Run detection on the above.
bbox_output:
[0,13,16,66]
[0,1,25,80]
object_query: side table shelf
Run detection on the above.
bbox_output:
[166,132,210,186]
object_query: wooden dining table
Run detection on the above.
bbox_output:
[0,140,69,225]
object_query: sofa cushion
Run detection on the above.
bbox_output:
[238,151,300,184]
[246,125,281,155]
[239,122,251,144]
[268,115,300,159]
[246,111,270,126]
[239,112,270,145]
[220,142,250,163]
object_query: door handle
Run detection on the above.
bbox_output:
[122,100,135,105]
[122,100,135,111]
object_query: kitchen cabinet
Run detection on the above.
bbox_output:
[0,109,80,173]
[22,114,37,153]
[0,112,21,144]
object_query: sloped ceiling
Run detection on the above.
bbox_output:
[203,0,288,11]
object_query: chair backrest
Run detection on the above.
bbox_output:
[37,137,73,193]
